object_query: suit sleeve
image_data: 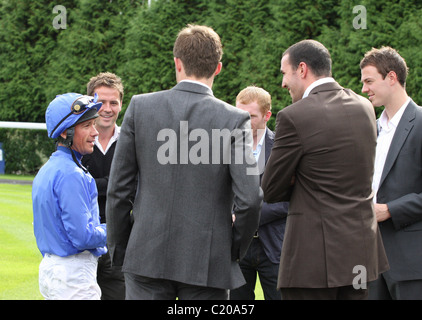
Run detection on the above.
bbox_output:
[106,97,138,267]
[261,109,303,203]
[230,114,263,261]
[387,193,422,230]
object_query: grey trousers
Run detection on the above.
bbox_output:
[124,272,229,300]
[368,272,422,300]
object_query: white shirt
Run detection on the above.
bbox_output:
[180,79,213,95]
[372,97,411,202]
[95,125,120,155]
[253,129,266,161]
[302,77,336,99]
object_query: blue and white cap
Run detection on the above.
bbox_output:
[46,92,102,139]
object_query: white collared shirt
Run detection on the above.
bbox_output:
[180,79,213,95]
[253,129,266,161]
[95,125,120,155]
[372,97,411,202]
[302,77,336,99]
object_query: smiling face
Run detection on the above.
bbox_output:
[70,119,99,155]
[361,65,392,107]
[281,54,305,103]
[94,86,122,131]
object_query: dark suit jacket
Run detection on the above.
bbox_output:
[106,81,262,290]
[262,81,389,289]
[376,99,422,281]
[257,128,288,264]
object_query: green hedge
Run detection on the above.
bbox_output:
[0,129,54,175]
[1,0,421,174]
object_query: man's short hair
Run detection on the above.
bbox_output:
[360,46,408,87]
[87,72,124,102]
[283,39,332,77]
[173,24,223,79]
[236,86,271,116]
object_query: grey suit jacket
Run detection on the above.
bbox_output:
[262,82,389,288]
[376,99,422,281]
[106,81,262,290]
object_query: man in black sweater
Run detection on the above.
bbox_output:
[82,72,126,300]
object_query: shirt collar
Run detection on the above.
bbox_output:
[95,124,120,154]
[303,77,336,99]
[253,128,267,160]
[379,97,411,132]
[56,146,83,162]
[180,79,213,95]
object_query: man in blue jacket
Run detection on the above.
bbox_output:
[231,86,288,300]
[32,92,107,300]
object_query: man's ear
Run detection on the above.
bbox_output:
[387,71,398,85]
[214,62,222,76]
[174,57,183,73]
[298,62,309,79]
[60,130,67,139]
[264,111,272,122]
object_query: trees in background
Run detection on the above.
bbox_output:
[0,0,421,173]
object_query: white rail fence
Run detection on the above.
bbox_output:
[0,121,47,130]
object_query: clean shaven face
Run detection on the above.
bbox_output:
[236,100,269,139]
[94,86,122,130]
[361,65,391,107]
[71,119,99,155]
[281,54,305,103]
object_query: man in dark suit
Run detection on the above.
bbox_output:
[230,86,288,300]
[106,25,262,300]
[82,72,126,300]
[261,40,389,299]
[361,46,422,299]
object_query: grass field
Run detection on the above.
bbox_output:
[0,176,264,300]
[0,181,43,300]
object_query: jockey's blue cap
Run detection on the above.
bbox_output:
[46,92,102,139]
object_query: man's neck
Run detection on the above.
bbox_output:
[384,89,409,120]
[253,128,266,150]
[96,125,115,151]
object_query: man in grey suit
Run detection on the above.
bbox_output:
[106,24,262,300]
[361,46,422,299]
[262,40,389,299]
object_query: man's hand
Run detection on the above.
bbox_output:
[374,203,391,222]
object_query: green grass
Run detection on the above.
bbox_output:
[0,174,35,181]
[0,177,264,300]
[0,183,43,300]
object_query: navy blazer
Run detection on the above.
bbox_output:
[257,128,289,264]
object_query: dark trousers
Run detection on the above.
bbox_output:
[368,272,422,300]
[97,251,126,300]
[230,238,281,300]
[124,273,229,300]
[280,285,368,300]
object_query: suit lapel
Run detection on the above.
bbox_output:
[257,128,274,177]
[379,100,416,187]
[264,127,274,163]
